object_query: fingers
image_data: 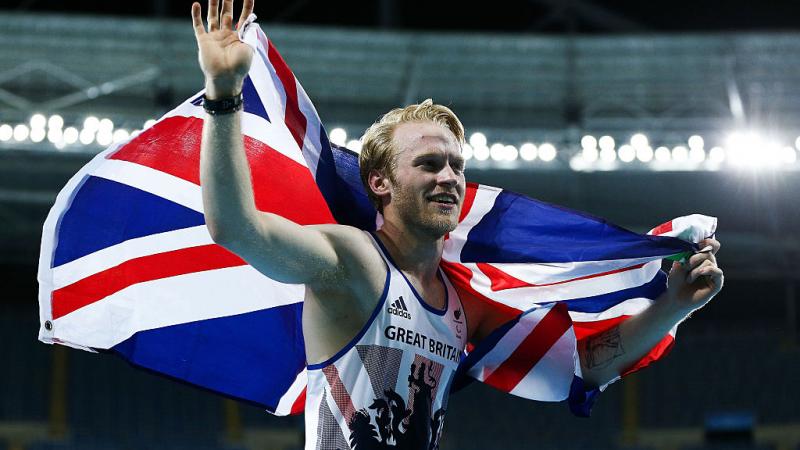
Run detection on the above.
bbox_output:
[191,2,206,37]
[237,0,254,29]
[208,0,220,31]
[222,0,235,29]
[699,238,721,255]
[687,259,718,284]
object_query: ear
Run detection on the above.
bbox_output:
[368,168,392,200]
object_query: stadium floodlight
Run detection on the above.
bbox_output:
[672,146,689,162]
[30,114,47,130]
[709,146,726,163]
[618,144,636,163]
[599,135,615,151]
[654,146,671,162]
[346,139,362,152]
[63,127,79,145]
[0,124,12,141]
[13,124,30,142]
[581,135,597,150]
[569,155,589,172]
[462,143,474,161]
[796,136,800,151]
[113,129,130,143]
[504,145,519,161]
[98,118,114,134]
[96,129,113,146]
[47,128,63,144]
[688,135,704,150]
[48,114,64,130]
[538,143,557,162]
[30,127,46,143]
[473,144,490,161]
[519,143,537,161]
[599,147,616,162]
[79,128,95,145]
[144,119,157,129]
[630,133,648,150]
[83,116,100,132]
[781,146,797,164]
[689,147,706,163]
[582,146,599,163]
[636,145,654,163]
[469,132,487,149]
[329,127,347,146]
[489,143,505,161]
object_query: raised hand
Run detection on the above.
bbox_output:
[665,238,724,315]
[191,0,255,99]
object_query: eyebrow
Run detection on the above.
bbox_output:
[412,152,465,167]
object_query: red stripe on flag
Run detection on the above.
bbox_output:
[650,220,673,236]
[477,262,646,292]
[459,183,479,223]
[483,302,572,393]
[267,41,308,149]
[51,244,246,320]
[290,387,306,415]
[109,117,335,225]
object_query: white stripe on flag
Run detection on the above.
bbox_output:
[91,159,204,212]
[52,265,304,349]
[489,255,666,287]
[275,369,308,416]
[443,185,501,261]
[508,329,577,401]
[568,296,654,322]
[51,226,213,289]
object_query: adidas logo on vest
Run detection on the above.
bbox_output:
[387,296,412,319]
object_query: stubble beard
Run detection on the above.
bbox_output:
[392,182,458,239]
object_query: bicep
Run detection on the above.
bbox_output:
[215,212,351,285]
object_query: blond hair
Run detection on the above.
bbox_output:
[359,99,465,211]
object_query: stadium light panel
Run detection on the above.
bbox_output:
[599,147,616,162]
[689,147,706,163]
[79,128,95,145]
[504,145,518,161]
[0,124,12,141]
[519,143,537,161]
[13,124,29,142]
[113,129,130,143]
[618,144,635,162]
[329,127,347,146]
[83,116,100,132]
[489,143,505,161]
[144,119,157,129]
[709,146,725,163]
[346,139,362,152]
[630,133,648,150]
[48,114,64,130]
[636,145,654,163]
[469,132,487,149]
[98,118,114,134]
[781,146,797,164]
[672,146,689,162]
[599,135,615,151]
[473,144,490,161]
[538,143,557,162]
[654,146,671,162]
[47,128,62,144]
[582,146,599,163]
[581,135,597,150]
[688,135,704,150]
[30,127,46,143]
[30,114,47,129]
[462,143,474,160]
[97,129,113,146]
[63,127,79,144]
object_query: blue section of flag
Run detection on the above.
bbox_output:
[462,190,693,263]
[314,133,377,231]
[558,270,667,313]
[112,302,306,412]
[241,75,270,122]
[52,176,205,267]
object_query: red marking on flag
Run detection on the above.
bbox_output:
[477,262,646,292]
[109,117,335,225]
[322,365,356,424]
[51,244,245,320]
[267,40,308,150]
[483,303,572,393]
[290,387,306,415]
[650,220,673,236]
[459,183,479,223]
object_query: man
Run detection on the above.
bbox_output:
[191,0,724,447]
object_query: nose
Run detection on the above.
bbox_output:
[436,162,459,187]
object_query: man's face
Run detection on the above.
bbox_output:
[382,121,466,238]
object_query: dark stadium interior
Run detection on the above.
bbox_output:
[1,2,798,450]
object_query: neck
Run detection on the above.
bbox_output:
[375,217,444,284]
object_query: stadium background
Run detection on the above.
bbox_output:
[1,1,798,449]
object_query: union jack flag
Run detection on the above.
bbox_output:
[37,18,716,417]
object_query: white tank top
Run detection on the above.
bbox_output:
[304,231,468,450]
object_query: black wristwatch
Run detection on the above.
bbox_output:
[202,92,244,115]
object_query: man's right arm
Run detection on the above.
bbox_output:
[194,0,347,286]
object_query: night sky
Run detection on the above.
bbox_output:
[4,0,800,33]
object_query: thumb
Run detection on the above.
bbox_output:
[668,260,688,284]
